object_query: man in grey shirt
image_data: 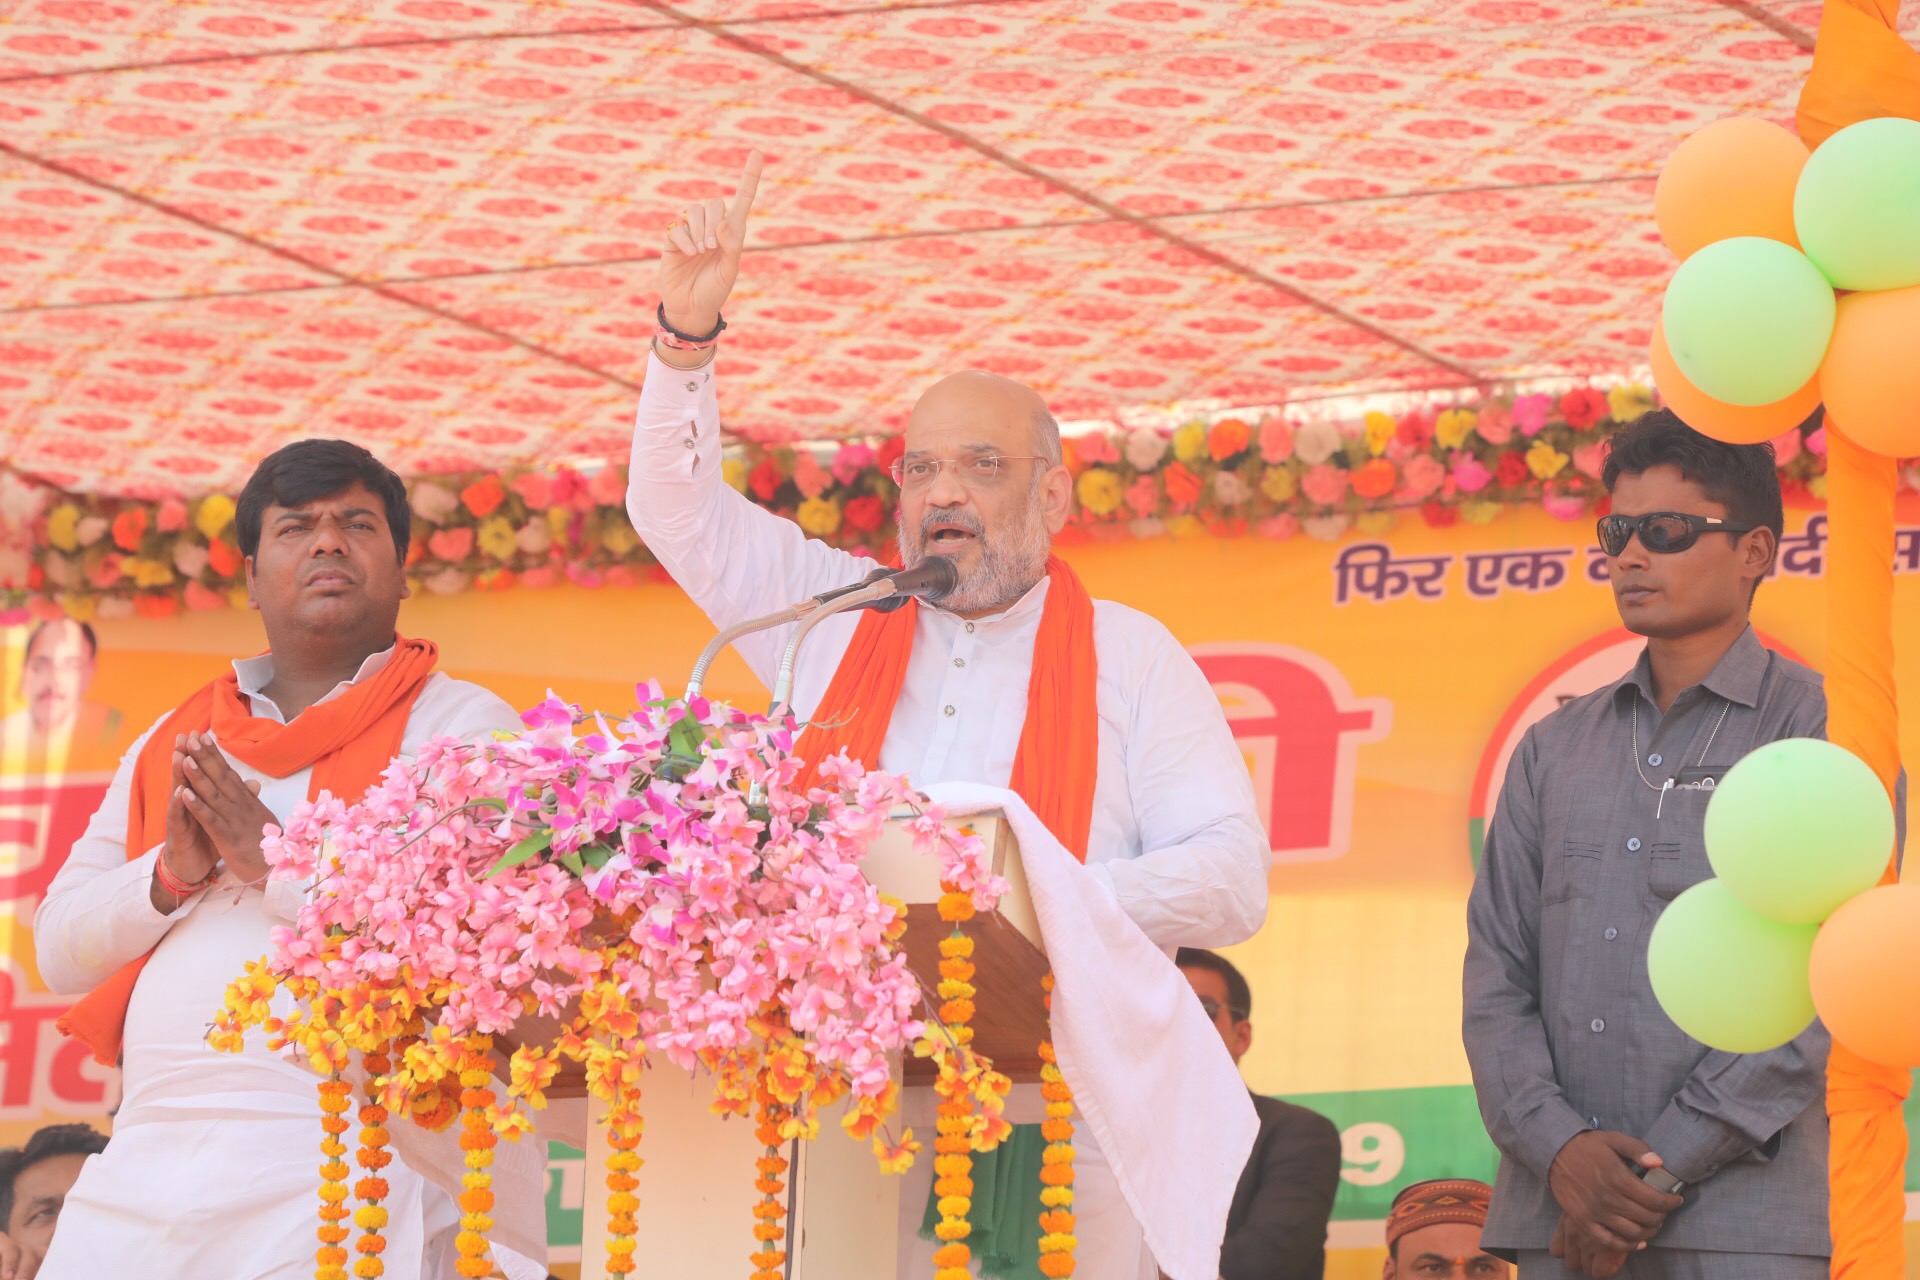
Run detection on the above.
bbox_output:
[1466,410,1830,1279]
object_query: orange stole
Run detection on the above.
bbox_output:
[792,557,1099,859]
[56,637,441,1065]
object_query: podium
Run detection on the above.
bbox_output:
[574,809,1048,1280]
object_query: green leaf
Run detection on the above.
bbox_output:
[468,797,509,813]
[557,851,586,876]
[581,843,616,871]
[483,829,552,879]
[668,710,704,760]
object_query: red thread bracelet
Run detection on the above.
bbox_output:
[155,852,212,898]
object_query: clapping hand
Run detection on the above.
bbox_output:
[657,151,764,344]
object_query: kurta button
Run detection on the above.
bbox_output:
[683,438,695,449]
[965,622,975,633]
[1627,837,1642,852]
[1604,927,1618,941]
[1591,1018,1606,1033]
[685,381,697,392]
[943,705,955,717]
[1648,753,1663,767]
[954,658,966,668]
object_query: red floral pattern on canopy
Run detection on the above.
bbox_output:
[0,0,1908,498]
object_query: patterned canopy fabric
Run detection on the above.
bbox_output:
[1,0,1909,499]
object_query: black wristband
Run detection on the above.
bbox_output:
[656,303,727,345]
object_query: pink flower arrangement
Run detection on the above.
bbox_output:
[222,689,1004,1160]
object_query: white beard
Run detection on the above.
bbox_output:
[900,496,1051,614]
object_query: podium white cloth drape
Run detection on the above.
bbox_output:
[921,782,1258,1280]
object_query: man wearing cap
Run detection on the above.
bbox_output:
[1384,1179,1509,1279]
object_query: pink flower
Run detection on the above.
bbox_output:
[1806,426,1828,456]
[1397,454,1446,501]
[1771,429,1803,467]
[1257,419,1295,464]
[512,472,555,510]
[1076,433,1119,465]
[410,480,460,524]
[1475,402,1515,446]
[587,465,626,507]
[1452,453,1493,494]
[830,442,874,486]
[156,498,189,533]
[1124,475,1158,515]
[1256,513,1299,540]
[1572,442,1608,481]
[792,451,832,500]
[1542,491,1587,521]
[1513,394,1552,437]
[1301,463,1349,506]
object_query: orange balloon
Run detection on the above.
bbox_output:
[1818,285,1920,458]
[1655,117,1808,261]
[1650,319,1821,444]
[1810,883,1920,1068]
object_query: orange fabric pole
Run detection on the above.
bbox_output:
[1796,6,1920,1274]
[1819,427,1909,1278]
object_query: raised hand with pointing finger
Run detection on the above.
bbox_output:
[654,150,764,369]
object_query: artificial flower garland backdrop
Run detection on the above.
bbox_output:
[1,384,1852,623]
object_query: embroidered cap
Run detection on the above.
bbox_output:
[1384,1178,1493,1250]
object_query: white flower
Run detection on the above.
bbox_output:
[1213,471,1252,506]
[95,595,136,620]
[1127,516,1166,538]
[409,481,460,524]
[173,541,210,578]
[1302,513,1351,541]
[424,567,470,595]
[516,521,553,555]
[1293,420,1341,466]
[1125,428,1168,471]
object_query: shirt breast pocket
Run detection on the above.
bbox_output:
[1544,837,1604,905]
[1649,841,1710,900]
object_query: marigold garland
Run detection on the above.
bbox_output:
[1037,975,1078,1278]
[454,1036,497,1280]
[317,1076,354,1280]
[353,1047,395,1280]
[931,883,979,1280]
[750,1075,791,1280]
[604,1116,643,1277]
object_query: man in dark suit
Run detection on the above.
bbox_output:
[1178,949,1343,1280]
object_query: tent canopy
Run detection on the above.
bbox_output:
[2,0,1900,498]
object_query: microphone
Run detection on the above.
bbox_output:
[684,558,961,698]
[769,557,961,708]
[831,558,960,614]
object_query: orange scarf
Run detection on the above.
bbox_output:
[793,557,1099,859]
[57,637,441,1065]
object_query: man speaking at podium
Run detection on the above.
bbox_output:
[627,154,1270,1278]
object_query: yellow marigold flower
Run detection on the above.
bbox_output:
[1171,420,1208,463]
[1355,510,1395,537]
[1608,382,1656,423]
[1435,408,1478,450]
[1526,440,1569,480]
[723,456,751,493]
[1364,411,1396,457]
[1074,468,1123,517]
[599,519,640,557]
[1166,514,1202,538]
[1260,468,1297,503]
[475,516,516,562]
[46,504,82,552]
[1460,499,1502,525]
[129,557,176,588]
[194,493,237,541]
[796,496,842,537]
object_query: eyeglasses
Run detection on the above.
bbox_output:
[1595,511,1758,557]
[1197,995,1249,1023]
[890,455,1050,491]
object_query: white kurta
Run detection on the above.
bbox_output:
[628,353,1271,1278]
[34,647,548,1280]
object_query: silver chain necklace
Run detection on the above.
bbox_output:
[1632,695,1731,819]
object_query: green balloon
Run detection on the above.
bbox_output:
[1661,236,1835,406]
[1795,116,1920,292]
[1705,737,1893,923]
[1648,879,1817,1054]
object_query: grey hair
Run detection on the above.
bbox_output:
[1032,405,1063,467]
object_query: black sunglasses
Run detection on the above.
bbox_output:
[1595,511,1758,557]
